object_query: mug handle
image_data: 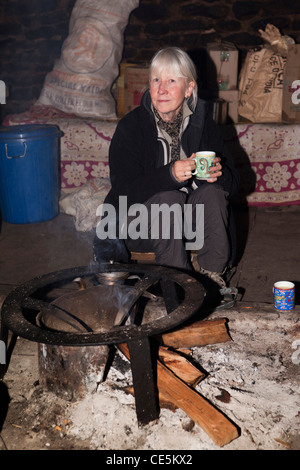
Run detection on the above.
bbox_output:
[191,157,197,175]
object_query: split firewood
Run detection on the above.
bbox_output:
[118,342,239,447]
[155,358,239,447]
[123,344,205,407]
[156,318,231,348]
[158,346,205,386]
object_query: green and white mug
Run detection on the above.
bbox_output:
[191,151,216,180]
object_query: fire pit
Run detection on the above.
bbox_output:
[1,262,205,425]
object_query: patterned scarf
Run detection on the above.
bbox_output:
[154,106,183,162]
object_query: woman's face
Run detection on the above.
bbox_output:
[149,69,195,122]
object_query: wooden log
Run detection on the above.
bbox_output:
[124,344,205,407]
[155,360,239,447]
[118,342,239,447]
[158,346,205,386]
[156,318,231,348]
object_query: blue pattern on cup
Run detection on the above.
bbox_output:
[273,282,295,311]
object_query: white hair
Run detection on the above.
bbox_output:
[149,47,198,111]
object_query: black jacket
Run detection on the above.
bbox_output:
[105,91,239,209]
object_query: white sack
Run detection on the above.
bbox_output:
[37,0,139,118]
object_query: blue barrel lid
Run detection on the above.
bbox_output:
[0,124,63,140]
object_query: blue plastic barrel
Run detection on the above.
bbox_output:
[0,124,63,223]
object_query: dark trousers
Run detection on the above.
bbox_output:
[124,184,230,273]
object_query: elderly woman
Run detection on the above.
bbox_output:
[96,47,239,289]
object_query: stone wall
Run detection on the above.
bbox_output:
[1,0,300,120]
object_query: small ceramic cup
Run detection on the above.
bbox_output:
[273,281,295,311]
[191,151,216,180]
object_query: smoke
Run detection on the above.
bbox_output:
[93,235,129,264]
